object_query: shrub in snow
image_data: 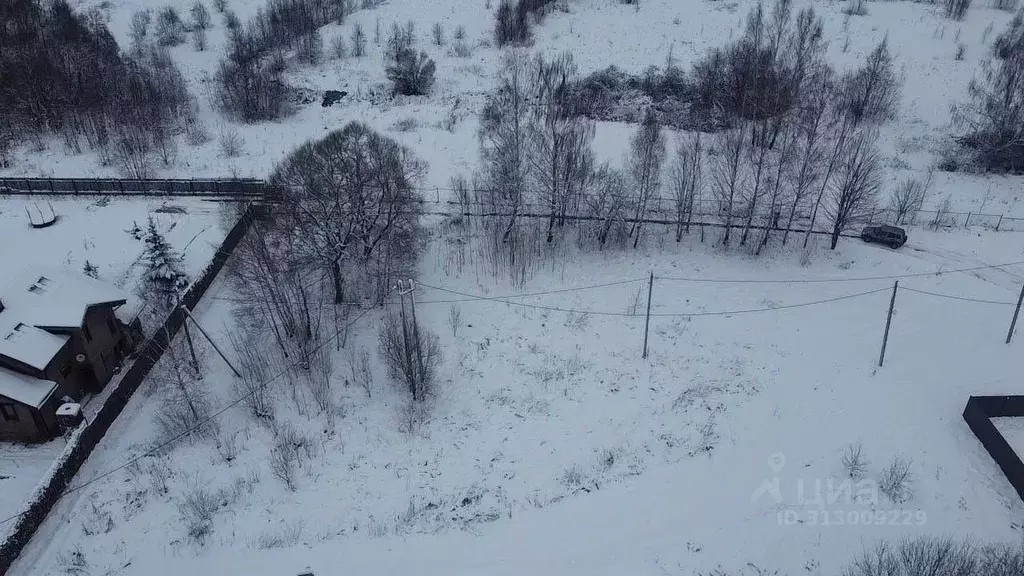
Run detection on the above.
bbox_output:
[842,537,1024,576]
[351,23,367,56]
[494,0,530,46]
[378,312,442,402]
[330,34,347,58]
[130,9,152,48]
[56,545,89,576]
[432,22,444,45]
[156,6,186,46]
[82,260,99,279]
[387,48,436,95]
[878,455,913,503]
[176,487,219,543]
[840,442,868,479]
[190,1,211,30]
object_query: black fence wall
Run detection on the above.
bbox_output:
[0,204,262,574]
[963,395,1024,503]
[0,177,265,198]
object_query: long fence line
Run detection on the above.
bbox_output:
[0,177,264,197]
[0,204,264,574]
[3,177,1024,232]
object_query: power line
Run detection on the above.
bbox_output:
[416,281,890,317]
[900,286,1018,306]
[0,290,391,529]
[655,260,1024,284]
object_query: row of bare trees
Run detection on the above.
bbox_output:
[0,0,194,174]
[473,0,900,259]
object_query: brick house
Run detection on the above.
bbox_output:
[0,268,143,442]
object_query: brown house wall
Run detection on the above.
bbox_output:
[0,306,127,443]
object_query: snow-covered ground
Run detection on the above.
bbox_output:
[5,0,1024,573]
[7,220,1024,576]
[0,197,230,530]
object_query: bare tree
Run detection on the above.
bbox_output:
[226,327,276,420]
[945,0,971,20]
[952,15,1024,171]
[782,68,830,244]
[626,109,666,248]
[826,129,881,249]
[528,53,595,243]
[270,122,424,304]
[378,312,442,402]
[840,37,900,125]
[479,51,534,244]
[804,103,854,248]
[712,126,747,247]
[756,121,796,254]
[351,23,367,57]
[585,164,630,250]
[669,133,702,241]
[889,170,933,224]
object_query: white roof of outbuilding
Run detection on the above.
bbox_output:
[0,366,58,409]
[1,266,127,330]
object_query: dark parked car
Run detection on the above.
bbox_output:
[861,225,907,248]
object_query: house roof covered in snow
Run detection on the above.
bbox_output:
[0,366,58,409]
[1,266,128,330]
[0,315,69,372]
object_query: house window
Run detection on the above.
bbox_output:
[60,362,72,378]
[0,404,18,422]
[107,316,118,335]
[83,323,92,342]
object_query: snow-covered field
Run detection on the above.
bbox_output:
[0,197,229,529]
[7,221,1024,576]
[5,0,1024,573]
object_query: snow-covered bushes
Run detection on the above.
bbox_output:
[843,537,1024,576]
[386,49,436,96]
[155,6,186,46]
[878,455,914,503]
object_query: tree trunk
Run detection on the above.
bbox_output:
[332,259,344,304]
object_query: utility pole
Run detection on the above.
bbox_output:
[176,293,200,376]
[878,280,899,367]
[396,280,417,400]
[181,306,242,378]
[1007,283,1024,344]
[642,272,654,359]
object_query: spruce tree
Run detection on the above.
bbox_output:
[142,216,188,301]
